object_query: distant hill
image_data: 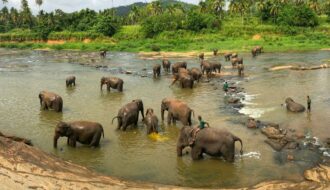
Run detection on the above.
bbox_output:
[114,0,196,16]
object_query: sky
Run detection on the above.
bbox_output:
[0,0,201,14]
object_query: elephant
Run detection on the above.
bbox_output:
[66,76,76,87]
[237,63,244,76]
[153,64,161,78]
[210,62,221,73]
[251,47,258,57]
[143,108,159,134]
[188,67,202,82]
[38,91,63,112]
[53,121,104,148]
[224,53,232,61]
[231,57,243,67]
[198,53,204,60]
[255,46,263,54]
[112,99,144,131]
[172,61,187,74]
[231,53,238,58]
[213,49,218,56]
[162,59,171,72]
[100,76,124,92]
[100,50,107,58]
[161,98,194,126]
[285,98,306,112]
[177,126,243,162]
[200,60,212,76]
[171,68,194,89]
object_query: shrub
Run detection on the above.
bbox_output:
[185,11,220,32]
[150,44,161,52]
[277,4,318,27]
[95,15,119,37]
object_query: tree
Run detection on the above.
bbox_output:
[95,15,118,36]
[229,0,249,24]
[307,0,320,14]
[2,0,8,4]
[36,0,43,11]
[20,0,34,28]
[210,0,225,19]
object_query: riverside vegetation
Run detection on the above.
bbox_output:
[0,0,330,52]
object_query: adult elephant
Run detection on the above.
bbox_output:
[100,76,124,92]
[213,49,218,56]
[112,99,144,131]
[237,63,244,76]
[66,76,76,87]
[200,60,212,76]
[172,61,187,74]
[39,91,63,112]
[153,64,161,78]
[251,47,258,57]
[177,126,243,162]
[231,57,243,67]
[188,67,202,82]
[231,53,238,58]
[224,53,232,61]
[162,59,171,72]
[285,98,305,112]
[210,62,221,73]
[198,53,204,60]
[100,50,107,58]
[161,98,194,126]
[171,69,194,89]
[143,108,159,134]
[53,121,104,148]
[255,46,263,54]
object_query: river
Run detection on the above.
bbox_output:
[0,49,329,188]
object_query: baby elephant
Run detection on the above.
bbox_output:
[39,91,63,112]
[143,108,159,134]
[54,121,104,148]
[153,64,161,78]
[100,76,124,92]
[66,76,76,87]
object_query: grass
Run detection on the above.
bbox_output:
[0,17,329,52]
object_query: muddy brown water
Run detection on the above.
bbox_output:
[0,49,329,188]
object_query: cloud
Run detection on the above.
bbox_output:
[0,0,201,14]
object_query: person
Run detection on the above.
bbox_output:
[189,116,210,145]
[223,81,229,92]
[307,95,311,112]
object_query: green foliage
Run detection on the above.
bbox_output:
[277,4,319,27]
[48,31,104,40]
[95,15,118,36]
[186,11,220,32]
[141,13,184,37]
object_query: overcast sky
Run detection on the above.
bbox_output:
[0,0,201,14]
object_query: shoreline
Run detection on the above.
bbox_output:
[1,134,329,190]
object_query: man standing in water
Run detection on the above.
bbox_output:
[223,81,229,92]
[307,95,311,112]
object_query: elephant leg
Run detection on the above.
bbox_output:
[117,119,122,130]
[107,84,111,91]
[222,144,235,162]
[167,112,172,125]
[41,101,47,110]
[90,133,101,147]
[73,81,75,86]
[67,137,70,145]
[69,136,77,147]
[191,146,203,160]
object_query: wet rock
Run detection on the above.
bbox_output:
[261,127,285,139]
[246,117,258,129]
[295,132,306,140]
[226,97,240,104]
[287,154,294,161]
[284,141,299,150]
[0,132,32,146]
[325,138,330,147]
[232,103,244,109]
[304,164,330,183]
[265,139,287,151]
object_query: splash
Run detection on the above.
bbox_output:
[148,133,169,142]
[239,151,261,159]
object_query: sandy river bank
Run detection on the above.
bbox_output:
[0,135,329,190]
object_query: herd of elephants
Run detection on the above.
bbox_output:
[38,45,306,162]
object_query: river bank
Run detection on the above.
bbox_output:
[1,134,329,190]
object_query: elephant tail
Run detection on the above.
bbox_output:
[234,136,243,155]
[111,116,120,124]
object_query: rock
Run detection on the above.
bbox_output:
[226,97,240,104]
[284,141,299,149]
[0,132,32,146]
[304,164,330,183]
[295,132,306,139]
[246,117,258,129]
[325,138,330,147]
[265,139,287,151]
[287,154,294,161]
[261,127,285,139]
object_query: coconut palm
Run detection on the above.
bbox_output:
[151,0,163,15]
[269,0,281,23]
[36,0,43,10]
[211,0,225,19]
[199,1,208,13]
[308,0,320,13]
[229,0,249,24]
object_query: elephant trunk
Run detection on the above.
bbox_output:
[161,107,165,121]
[233,136,243,155]
[38,93,42,106]
[53,133,60,148]
[140,106,144,120]
[177,145,184,157]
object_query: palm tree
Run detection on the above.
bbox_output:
[211,0,225,19]
[229,0,249,24]
[128,5,140,24]
[151,0,163,15]
[199,1,208,13]
[269,0,281,23]
[308,0,320,14]
[36,0,43,11]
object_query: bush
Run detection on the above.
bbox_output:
[186,11,220,32]
[141,13,184,38]
[150,44,161,52]
[277,4,318,27]
[95,16,119,37]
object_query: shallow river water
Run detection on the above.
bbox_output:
[0,49,329,188]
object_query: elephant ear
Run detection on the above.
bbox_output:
[65,126,73,136]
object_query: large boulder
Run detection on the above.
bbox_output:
[285,97,306,112]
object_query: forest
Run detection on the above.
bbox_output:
[0,0,330,52]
